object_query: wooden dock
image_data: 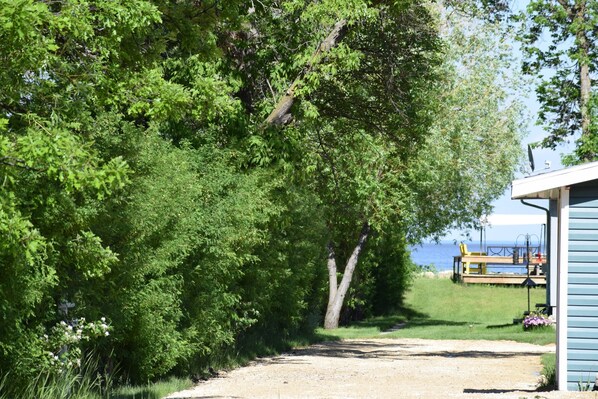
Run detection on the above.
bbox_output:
[453,255,546,286]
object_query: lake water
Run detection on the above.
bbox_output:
[409,241,537,273]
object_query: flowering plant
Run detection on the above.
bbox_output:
[523,312,553,330]
[41,317,111,374]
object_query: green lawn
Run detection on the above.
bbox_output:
[318,277,555,345]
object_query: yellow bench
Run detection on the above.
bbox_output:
[459,243,487,274]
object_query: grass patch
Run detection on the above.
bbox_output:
[0,371,192,399]
[110,377,193,399]
[318,277,555,345]
[538,353,556,390]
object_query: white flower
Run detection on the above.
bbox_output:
[100,317,106,322]
[104,331,110,336]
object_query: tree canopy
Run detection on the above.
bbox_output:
[0,0,524,391]
[516,0,598,164]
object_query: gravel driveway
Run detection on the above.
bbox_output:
[167,339,595,399]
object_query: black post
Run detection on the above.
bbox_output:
[521,235,538,314]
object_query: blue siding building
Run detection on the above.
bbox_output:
[567,182,598,390]
[512,162,598,391]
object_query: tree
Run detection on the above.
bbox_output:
[517,0,598,163]
[307,1,526,328]
[297,2,442,329]
[237,0,524,329]
[405,3,526,240]
[214,0,442,329]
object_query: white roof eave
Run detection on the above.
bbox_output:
[511,161,598,200]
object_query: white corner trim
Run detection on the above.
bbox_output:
[557,186,570,391]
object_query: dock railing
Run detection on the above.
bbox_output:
[485,245,542,264]
[453,244,546,285]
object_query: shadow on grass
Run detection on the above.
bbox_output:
[399,319,473,328]
[347,306,433,331]
[364,306,526,331]
[487,323,518,329]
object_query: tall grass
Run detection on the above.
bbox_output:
[0,362,109,399]
[0,356,192,399]
[539,353,556,390]
[318,277,556,345]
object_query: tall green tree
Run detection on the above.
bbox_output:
[404,3,526,237]
[264,1,442,329]
[518,0,598,163]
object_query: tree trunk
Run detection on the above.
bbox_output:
[560,0,593,161]
[325,242,338,316]
[324,221,370,329]
[264,19,347,126]
[576,15,592,161]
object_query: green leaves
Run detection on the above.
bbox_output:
[518,0,598,163]
[0,0,525,388]
[405,3,525,240]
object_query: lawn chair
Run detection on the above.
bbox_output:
[459,243,487,274]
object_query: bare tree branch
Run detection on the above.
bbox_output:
[264,19,348,126]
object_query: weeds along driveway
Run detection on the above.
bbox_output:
[166,338,593,399]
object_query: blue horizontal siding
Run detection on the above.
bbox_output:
[567,376,595,392]
[569,307,598,317]
[568,328,598,339]
[569,275,598,285]
[568,263,598,273]
[568,285,598,295]
[571,208,598,219]
[568,317,598,328]
[570,231,598,241]
[568,360,598,372]
[568,338,598,350]
[569,241,598,251]
[568,184,598,391]
[569,295,598,306]
[569,349,598,361]
[568,367,598,391]
[570,219,598,230]
[569,252,598,263]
